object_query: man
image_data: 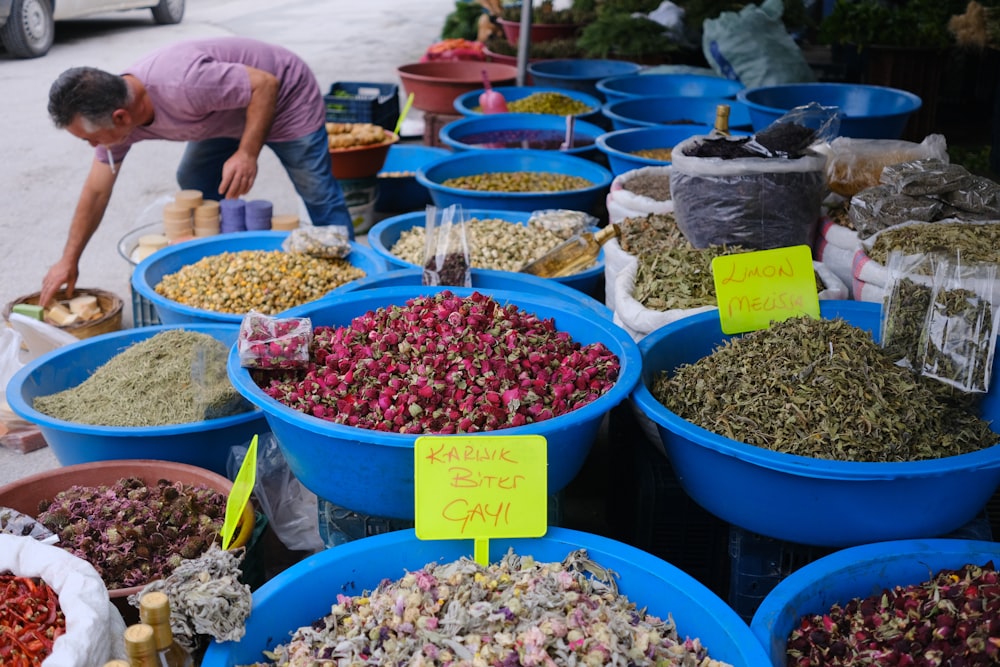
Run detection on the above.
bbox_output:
[41,37,352,306]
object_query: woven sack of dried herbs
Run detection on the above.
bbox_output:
[814,215,862,296]
[669,133,827,250]
[606,165,673,226]
[0,534,128,666]
[854,218,1000,301]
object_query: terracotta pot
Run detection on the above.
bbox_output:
[329,131,400,180]
[0,459,254,623]
[397,61,518,115]
[497,17,580,45]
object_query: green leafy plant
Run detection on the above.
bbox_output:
[577,13,682,58]
[818,0,963,49]
[501,0,597,24]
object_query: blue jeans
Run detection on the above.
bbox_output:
[176,126,354,239]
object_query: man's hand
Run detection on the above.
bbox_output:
[40,257,79,306]
[219,149,259,199]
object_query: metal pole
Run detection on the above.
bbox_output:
[516,2,533,86]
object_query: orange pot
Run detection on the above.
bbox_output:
[330,131,399,180]
[397,61,518,115]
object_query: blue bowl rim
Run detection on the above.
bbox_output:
[227,286,642,447]
[328,266,614,320]
[365,208,606,285]
[130,231,385,324]
[629,302,1000,480]
[750,537,1000,662]
[378,144,451,176]
[415,148,613,200]
[204,525,771,665]
[452,86,604,117]
[595,125,717,167]
[595,72,745,98]
[736,82,923,120]
[601,96,753,128]
[6,323,263,436]
[526,58,643,79]
[438,113,606,150]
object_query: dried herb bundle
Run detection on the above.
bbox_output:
[788,561,1000,665]
[653,316,999,462]
[867,222,1000,266]
[32,330,251,426]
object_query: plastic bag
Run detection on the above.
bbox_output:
[669,133,826,249]
[281,226,352,259]
[701,0,816,88]
[819,134,949,197]
[920,256,998,393]
[879,251,938,369]
[880,158,974,197]
[422,204,472,287]
[0,506,58,544]
[848,184,943,239]
[748,102,841,158]
[238,311,313,370]
[228,434,324,553]
[528,208,597,240]
[942,174,1000,215]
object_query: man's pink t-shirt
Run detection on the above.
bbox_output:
[98,37,324,165]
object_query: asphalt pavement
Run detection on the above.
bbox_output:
[0,0,457,484]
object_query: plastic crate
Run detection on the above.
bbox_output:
[324,81,400,130]
[130,281,160,327]
[728,513,996,623]
[606,404,731,598]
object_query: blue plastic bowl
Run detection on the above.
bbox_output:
[375,144,451,214]
[528,58,643,99]
[366,209,605,297]
[452,85,603,124]
[630,300,1000,548]
[595,125,714,176]
[596,73,745,104]
[737,83,922,139]
[751,539,1000,666]
[227,286,642,519]
[327,267,613,320]
[131,231,387,325]
[416,149,613,214]
[438,113,605,160]
[201,527,770,667]
[602,96,753,131]
[5,324,267,476]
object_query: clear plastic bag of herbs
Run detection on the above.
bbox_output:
[880,250,938,369]
[422,204,472,287]
[919,256,999,394]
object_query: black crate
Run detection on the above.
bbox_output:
[325,82,400,131]
[728,513,996,624]
[606,404,731,599]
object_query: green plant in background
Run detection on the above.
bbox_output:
[442,0,483,40]
[577,12,682,57]
[818,0,968,49]
[501,0,598,24]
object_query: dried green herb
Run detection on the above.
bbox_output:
[32,330,251,426]
[922,286,996,392]
[652,316,999,462]
[881,276,933,366]
[618,213,687,255]
[867,222,1000,266]
[634,244,744,310]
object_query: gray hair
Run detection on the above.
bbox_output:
[48,67,132,129]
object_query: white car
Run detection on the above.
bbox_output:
[0,0,184,58]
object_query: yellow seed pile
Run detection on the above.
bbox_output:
[441,171,592,192]
[154,250,365,314]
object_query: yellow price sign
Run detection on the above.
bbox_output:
[712,244,820,334]
[414,435,547,564]
[221,433,258,550]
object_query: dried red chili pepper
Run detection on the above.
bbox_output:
[0,574,66,666]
